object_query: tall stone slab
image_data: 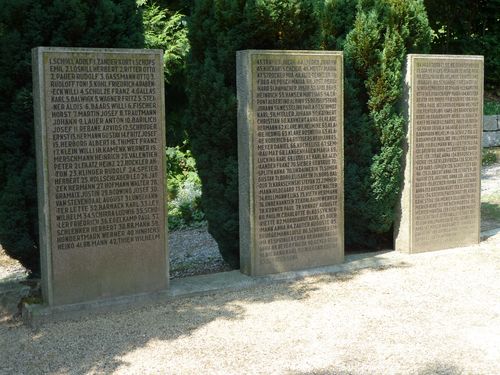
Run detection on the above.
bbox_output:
[237,50,344,276]
[33,47,168,306]
[395,54,483,253]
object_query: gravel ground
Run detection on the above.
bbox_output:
[481,163,500,195]
[480,163,500,231]
[169,226,232,279]
[0,233,499,374]
[0,247,27,282]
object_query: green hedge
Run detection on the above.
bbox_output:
[424,0,500,91]
[341,0,432,248]
[0,0,143,274]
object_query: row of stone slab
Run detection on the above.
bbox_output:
[32,47,483,307]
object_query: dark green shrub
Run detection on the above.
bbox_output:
[331,0,432,248]
[319,0,357,50]
[484,98,500,116]
[0,0,143,274]
[424,0,500,92]
[187,0,320,267]
[139,0,190,146]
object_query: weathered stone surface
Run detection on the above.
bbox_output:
[483,131,500,147]
[237,50,344,276]
[483,115,499,131]
[395,54,483,253]
[32,47,168,306]
[483,115,500,147]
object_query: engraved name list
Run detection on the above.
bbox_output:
[46,54,163,251]
[412,58,482,251]
[255,56,339,262]
[238,51,344,276]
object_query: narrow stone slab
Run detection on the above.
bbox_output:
[32,47,168,306]
[237,50,344,276]
[395,54,483,253]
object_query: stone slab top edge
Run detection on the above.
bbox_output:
[237,49,343,56]
[32,46,163,54]
[407,53,483,61]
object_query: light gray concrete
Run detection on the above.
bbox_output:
[483,115,499,131]
[483,133,500,147]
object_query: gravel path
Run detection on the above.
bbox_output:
[169,226,232,279]
[481,163,500,195]
[0,233,499,374]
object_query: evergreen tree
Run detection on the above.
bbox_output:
[338,0,432,248]
[139,0,190,146]
[187,0,320,267]
[0,0,143,273]
[424,0,500,91]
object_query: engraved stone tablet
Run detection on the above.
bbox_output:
[32,47,167,306]
[237,50,344,276]
[395,55,483,253]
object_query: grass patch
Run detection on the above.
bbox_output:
[484,91,500,115]
[481,193,500,224]
[482,148,498,166]
[485,146,500,161]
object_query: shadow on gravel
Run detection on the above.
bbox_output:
[287,360,463,375]
[0,291,20,324]
[1,260,411,374]
[418,361,463,375]
[481,201,500,232]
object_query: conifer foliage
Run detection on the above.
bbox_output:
[0,0,143,273]
[341,0,432,247]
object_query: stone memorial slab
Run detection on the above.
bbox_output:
[32,47,167,306]
[237,50,344,276]
[395,54,483,253]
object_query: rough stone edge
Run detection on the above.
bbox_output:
[31,46,164,54]
[32,47,53,305]
[237,50,254,276]
[394,54,413,253]
[158,49,170,283]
